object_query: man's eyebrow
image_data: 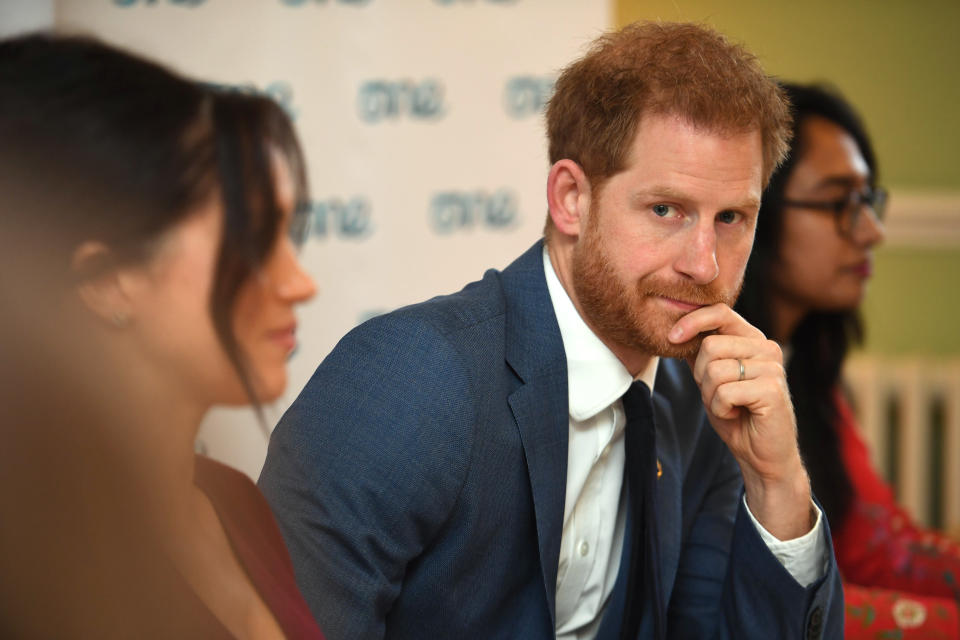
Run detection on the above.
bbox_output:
[630,186,760,211]
[730,195,761,212]
[630,185,689,203]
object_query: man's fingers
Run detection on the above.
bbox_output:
[700,357,752,390]
[707,377,784,422]
[668,303,764,344]
[699,359,786,409]
[692,335,784,384]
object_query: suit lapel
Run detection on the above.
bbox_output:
[500,241,570,625]
[508,381,568,623]
[498,244,691,625]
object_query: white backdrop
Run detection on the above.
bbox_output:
[54,0,611,478]
[0,0,54,37]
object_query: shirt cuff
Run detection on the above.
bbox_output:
[742,496,828,588]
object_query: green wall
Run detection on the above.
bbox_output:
[864,248,960,356]
[616,1,960,356]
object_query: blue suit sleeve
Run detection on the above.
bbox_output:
[669,448,843,639]
[718,496,843,639]
[258,315,478,640]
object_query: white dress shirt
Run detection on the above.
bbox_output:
[543,247,827,640]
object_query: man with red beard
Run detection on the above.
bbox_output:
[260,22,843,640]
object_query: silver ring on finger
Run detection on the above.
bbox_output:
[737,358,745,382]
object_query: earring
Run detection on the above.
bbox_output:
[111,310,130,329]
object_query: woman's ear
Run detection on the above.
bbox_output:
[72,242,134,328]
[546,159,592,239]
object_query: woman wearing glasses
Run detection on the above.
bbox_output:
[735,83,958,638]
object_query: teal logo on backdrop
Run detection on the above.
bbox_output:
[280,0,370,7]
[309,196,373,239]
[201,81,298,121]
[430,188,519,234]
[434,0,518,4]
[282,0,371,4]
[358,79,446,123]
[114,0,206,6]
[504,75,554,118]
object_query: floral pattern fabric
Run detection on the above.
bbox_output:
[833,391,959,638]
[845,586,957,639]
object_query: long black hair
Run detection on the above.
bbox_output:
[0,33,309,407]
[735,83,878,529]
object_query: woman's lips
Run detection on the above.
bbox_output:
[269,324,298,353]
[847,259,873,278]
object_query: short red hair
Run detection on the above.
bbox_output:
[546,21,791,197]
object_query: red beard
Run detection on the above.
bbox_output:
[571,217,741,359]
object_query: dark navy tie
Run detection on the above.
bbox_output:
[620,380,665,640]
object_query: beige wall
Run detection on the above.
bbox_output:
[616,1,960,356]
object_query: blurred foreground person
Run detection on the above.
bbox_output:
[261,22,843,640]
[0,35,322,638]
[736,82,959,638]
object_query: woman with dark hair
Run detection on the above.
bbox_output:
[0,35,323,638]
[736,82,959,637]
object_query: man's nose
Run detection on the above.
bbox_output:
[675,223,719,284]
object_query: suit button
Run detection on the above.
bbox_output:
[806,606,823,639]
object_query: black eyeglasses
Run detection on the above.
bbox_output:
[782,187,888,239]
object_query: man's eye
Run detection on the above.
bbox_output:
[652,204,678,218]
[717,210,741,224]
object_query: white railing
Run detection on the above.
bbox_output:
[844,356,960,530]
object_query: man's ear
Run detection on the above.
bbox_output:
[546,159,592,239]
[72,242,134,328]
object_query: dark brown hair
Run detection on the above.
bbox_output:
[735,82,878,529]
[208,88,310,405]
[0,34,309,408]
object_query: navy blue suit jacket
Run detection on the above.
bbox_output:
[260,241,842,639]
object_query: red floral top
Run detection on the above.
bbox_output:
[833,391,959,638]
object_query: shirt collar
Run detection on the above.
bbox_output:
[542,245,659,422]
